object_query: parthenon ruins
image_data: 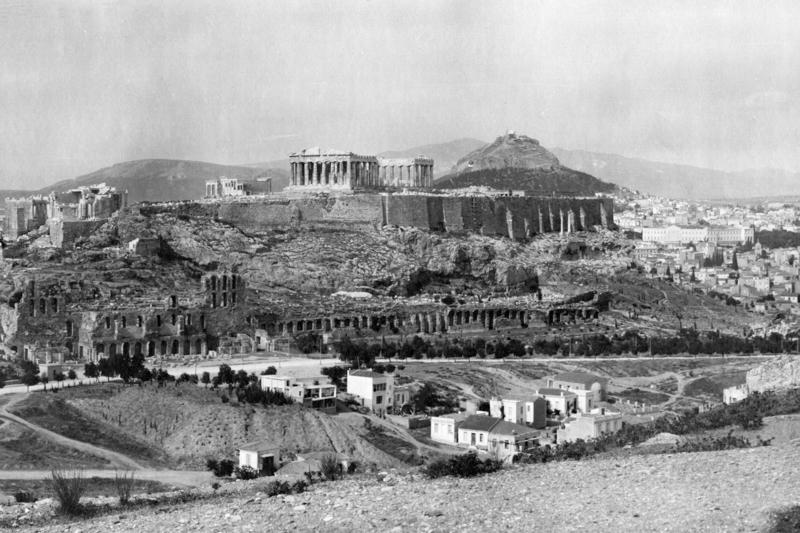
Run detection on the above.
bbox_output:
[288,147,434,190]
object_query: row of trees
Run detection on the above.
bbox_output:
[334,329,800,361]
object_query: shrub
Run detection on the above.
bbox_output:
[220,394,230,404]
[206,458,235,477]
[424,452,502,479]
[50,469,87,515]
[320,454,340,481]
[234,465,259,480]
[211,482,220,491]
[13,490,36,503]
[114,470,135,504]
[291,480,308,494]
[265,480,291,497]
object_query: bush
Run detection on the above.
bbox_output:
[114,470,135,504]
[424,452,502,479]
[320,454,340,481]
[265,480,292,497]
[206,458,235,477]
[234,465,259,480]
[769,505,800,533]
[50,469,87,515]
[13,490,36,503]
[291,480,308,494]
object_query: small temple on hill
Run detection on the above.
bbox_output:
[287,147,434,190]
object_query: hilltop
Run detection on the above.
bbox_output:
[435,133,616,195]
[1,160,289,204]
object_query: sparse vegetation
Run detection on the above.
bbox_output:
[50,468,87,515]
[234,465,259,480]
[113,470,136,504]
[206,458,235,477]
[425,452,502,479]
[320,453,340,481]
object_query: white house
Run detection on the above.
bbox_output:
[238,440,281,475]
[346,369,395,415]
[488,420,540,461]
[723,384,749,404]
[557,409,623,443]
[430,412,469,444]
[537,388,578,417]
[546,371,608,412]
[260,375,337,414]
[457,414,501,450]
[489,396,547,429]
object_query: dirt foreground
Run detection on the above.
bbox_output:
[14,442,800,532]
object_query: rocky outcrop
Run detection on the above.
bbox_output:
[451,131,560,173]
[746,355,800,392]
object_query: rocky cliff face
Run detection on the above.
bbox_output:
[746,355,800,392]
[450,132,560,174]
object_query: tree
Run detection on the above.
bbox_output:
[54,371,66,385]
[21,370,40,391]
[67,369,77,380]
[731,251,739,271]
[321,366,346,387]
[83,361,99,382]
[217,364,235,386]
[98,358,115,382]
[201,371,211,388]
[40,374,49,391]
[412,383,439,413]
[260,366,277,376]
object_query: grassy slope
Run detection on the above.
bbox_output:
[434,167,616,195]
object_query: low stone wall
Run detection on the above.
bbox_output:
[49,219,107,248]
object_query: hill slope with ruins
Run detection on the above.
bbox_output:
[2,160,289,205]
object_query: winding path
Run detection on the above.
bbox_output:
[0,394,143,470]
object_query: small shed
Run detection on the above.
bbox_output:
[238,440,280,475]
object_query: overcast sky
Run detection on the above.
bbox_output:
[2,0,800,189]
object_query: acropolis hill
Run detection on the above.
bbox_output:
[0,133,627,364]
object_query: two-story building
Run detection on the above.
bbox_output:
[430,412,470,445]
[346,369,395,415]
[260,374,337,414]
[537,388,578,417]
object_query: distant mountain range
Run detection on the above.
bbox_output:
[552,148,800,200]
[3,138,797,204]
[0,160,288,204]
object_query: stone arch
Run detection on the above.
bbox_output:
[147,341,155,357]
[183,340,191,355]
[195,338,203,354]
[171,339,180,355]
[134,342,142,356]
[222,293,227,307]
[211,275,218,290]
[109,343,117,356]
[51,297,58,313]
[170,295,177,307]
[160,340,167,355]
[96,343,104,356]
[222,275,228,290]
[122,342,130,356]
[65,320,73,336]
[39,298,46,315]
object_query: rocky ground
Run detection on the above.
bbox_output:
[10,442,800,532]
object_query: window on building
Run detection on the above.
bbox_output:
[448,425,453,434]
[186,314,192,326]
[137,316,143,327]
[157,315,162,327]
[479,434,484,443]
[200,315,206,329]
[65,320,73,336]
[172,314,177,325]
[121,316,127,328]
[375,395,382,404]
[105,316,111,329]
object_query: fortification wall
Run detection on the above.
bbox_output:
[138,194,613,239]
[384,195,430,229]
[49,220,107,248]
